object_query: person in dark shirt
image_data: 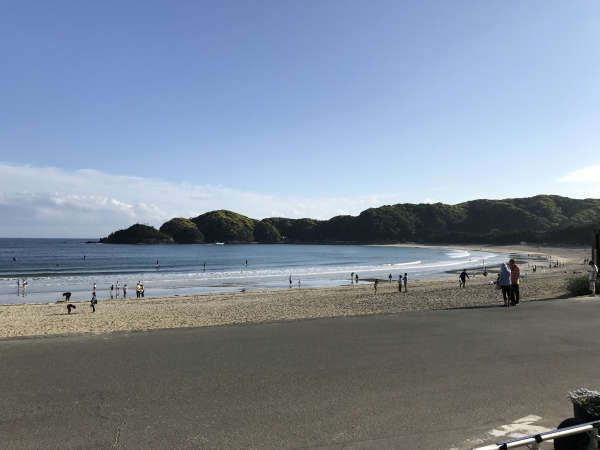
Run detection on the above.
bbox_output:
[459,270,469,288]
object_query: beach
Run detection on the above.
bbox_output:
[0,245,589,339]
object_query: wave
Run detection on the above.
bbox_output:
[446,250,471,259]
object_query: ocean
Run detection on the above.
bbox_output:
[0,239,505,305]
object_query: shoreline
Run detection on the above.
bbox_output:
[0,244,588,339]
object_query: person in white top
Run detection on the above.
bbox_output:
[588,261,598,296]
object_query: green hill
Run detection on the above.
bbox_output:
[100,224,174,244]
[100,195,600,245]
[159,218,204,243]
[191,210,256,243]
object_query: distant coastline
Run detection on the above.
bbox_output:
[100,195,600,246]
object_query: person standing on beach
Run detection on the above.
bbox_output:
[459,269,469,288]
[403,273,408,292]
[351,272,354,284]
[499,263,512,306]
[355,273,359,284]
[509,259,520,305]
[110,284,114,298]
[123,283,127,297]
[388,273,392,283]
[374,279,378,294]
[588,261,598,296]
[90,292,97,312]
[289,275,292,288]
[398,275,402,292]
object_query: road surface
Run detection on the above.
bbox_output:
[2,296,599,449]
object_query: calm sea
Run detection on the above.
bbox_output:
[0,239,505,305]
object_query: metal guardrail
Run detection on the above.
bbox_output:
[474,419,600,449]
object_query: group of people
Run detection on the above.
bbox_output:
[497,259,521,307]
[374,273,408,293]
[109,281,128,298]
[63,280,146,315]
[16,279,28,296]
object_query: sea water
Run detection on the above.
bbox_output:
[0,239,505,305]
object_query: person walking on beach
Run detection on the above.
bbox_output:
[351,272,354,285]
[110,284,114,298]
[588,261,598,296]
[90,292,97,312]
[355,273,359,284]
[289,275,292,288]
[374,279,378,294]
[298,279,301,288]
[459,269,469,288]
[403,273,408,292]
[499,263,512,307]
[123,283,127,297]
[388,273,392,283]
[509,259,520,305]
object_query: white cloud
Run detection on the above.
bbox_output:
[0,162,404,237]
[558,165,600,183]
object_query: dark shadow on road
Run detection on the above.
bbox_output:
[440,295,568,311]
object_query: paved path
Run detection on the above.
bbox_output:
[1,297,600,449]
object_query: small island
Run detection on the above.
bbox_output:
[100,224,174,244]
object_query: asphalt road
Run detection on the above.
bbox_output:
[2,297,600,449]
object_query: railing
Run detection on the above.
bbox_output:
[474,419,600,449]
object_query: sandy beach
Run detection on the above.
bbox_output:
[0,245,589,339]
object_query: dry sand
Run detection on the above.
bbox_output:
[0,245,590,339]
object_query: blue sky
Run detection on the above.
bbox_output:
[1,0,599,237]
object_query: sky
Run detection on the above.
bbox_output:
[1,0,599,237]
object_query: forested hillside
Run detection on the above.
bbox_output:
[100,195,600,245]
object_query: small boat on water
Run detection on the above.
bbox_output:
[215,242,225,245]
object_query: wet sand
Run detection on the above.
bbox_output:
[0,245,589,339]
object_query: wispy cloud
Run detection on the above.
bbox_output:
[0,163,404,237]
[558,165,600,183]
